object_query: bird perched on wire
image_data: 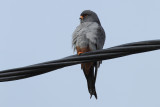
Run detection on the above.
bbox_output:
[72,10,106,99]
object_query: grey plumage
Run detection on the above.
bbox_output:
[72,10,106,99]
[72,10,105,51]
[72,22,105,51]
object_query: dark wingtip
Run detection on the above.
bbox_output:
[89,93,97,99]
[94,91,98,99]
[90,94,92,99]
[89,90,98,99]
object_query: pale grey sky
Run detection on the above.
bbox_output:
[0,0,160,107]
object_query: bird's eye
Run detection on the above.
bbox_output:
[80,14,89,20]
[83,14,88,17]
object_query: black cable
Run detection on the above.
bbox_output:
[0,40,160,82]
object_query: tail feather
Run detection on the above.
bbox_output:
[83,64,98,99]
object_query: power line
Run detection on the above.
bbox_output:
[0,40,160,82]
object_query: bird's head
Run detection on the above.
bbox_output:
[80,10,101,24]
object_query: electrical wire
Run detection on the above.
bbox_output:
[0,40,160,82]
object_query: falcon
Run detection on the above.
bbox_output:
[72,10,106,99]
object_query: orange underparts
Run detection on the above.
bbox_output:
[76,46,93,75]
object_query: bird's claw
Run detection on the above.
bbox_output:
[78,52,83,55]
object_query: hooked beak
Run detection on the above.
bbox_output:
[80,16,84,20]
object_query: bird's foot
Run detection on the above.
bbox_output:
[78,52,83,55]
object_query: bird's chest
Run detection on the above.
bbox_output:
[73,22,98,48]
[75,28,90,47]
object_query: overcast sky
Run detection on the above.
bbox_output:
[0,0,160,107]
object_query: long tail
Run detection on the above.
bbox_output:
[82,63,98,99]
[87,66,97,99]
